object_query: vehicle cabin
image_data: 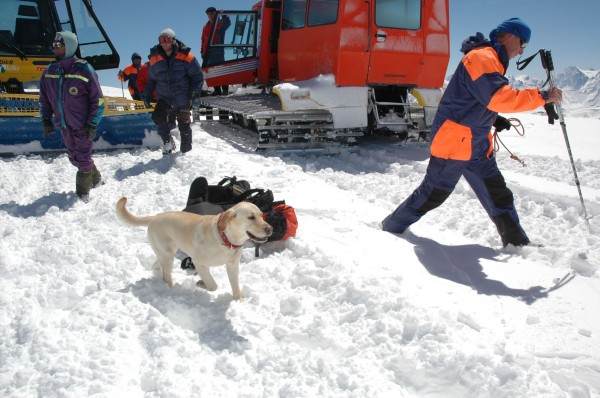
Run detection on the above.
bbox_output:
[203,0,449,90]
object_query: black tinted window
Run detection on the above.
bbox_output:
[282,0,306,30]
[308,0,339,26]
[376,0,421,29]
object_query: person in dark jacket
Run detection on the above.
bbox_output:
[39,31,104,200]
[144,28,203,154]
[201,7,231,95]
[118,52,143,100]
[381,18,562,247]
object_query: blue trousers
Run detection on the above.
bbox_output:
[382,156,529,246]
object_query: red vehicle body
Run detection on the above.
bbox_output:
[203,0,449,92]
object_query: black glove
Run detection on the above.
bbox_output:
[42,120,54,137]
[84,124,97,140]
[493,115,511,132]
[191,90,202,107]
[544,103,559,125]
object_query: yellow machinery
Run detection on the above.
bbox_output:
[0,0,155,153]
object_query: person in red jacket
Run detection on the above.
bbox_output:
[382,18,562,247]
[118,53,143,100]
[201,7,231,95]
[136,55,153,101]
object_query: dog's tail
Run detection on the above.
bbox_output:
[115,197,153,227]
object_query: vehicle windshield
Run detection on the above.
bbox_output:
[0,0,55,56]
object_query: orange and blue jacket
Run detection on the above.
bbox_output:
[430,36,545,161]
[145,39,203,109]
[118,64,141,98]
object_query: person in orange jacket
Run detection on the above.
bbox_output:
[118,53,142,100]
[201,7,230,95]
[382,18,562,247]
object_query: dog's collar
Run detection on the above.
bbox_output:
[217,213,242,249]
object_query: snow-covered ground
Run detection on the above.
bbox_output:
[101,85,132,99]
[1,111,599,397]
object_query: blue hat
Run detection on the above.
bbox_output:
[489,17,531,44]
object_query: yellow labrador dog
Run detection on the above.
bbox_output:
[116,198,272,300]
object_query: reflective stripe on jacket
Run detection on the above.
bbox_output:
[39,57,104,129]
[430,43,545,161]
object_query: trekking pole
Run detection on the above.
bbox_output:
[120,78,125,98]
[540,50,591,231]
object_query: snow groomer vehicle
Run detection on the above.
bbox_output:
[197,0,450,150]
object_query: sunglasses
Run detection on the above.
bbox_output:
[159,36,173,43]
[519,38,527,49]
[52,40,65,49]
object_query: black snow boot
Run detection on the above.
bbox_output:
[76,170,93,200]
[180,124,192,153]
[162,135,176,155]
[91,165,102,188]
[492,213,530,247]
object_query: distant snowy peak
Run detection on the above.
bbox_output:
[504,66,600,117]
[555,66,598,90]
[507,74,545,89]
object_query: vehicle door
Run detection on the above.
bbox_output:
[203,10,259,87]
[367,0,448,88]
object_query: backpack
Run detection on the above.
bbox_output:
[263,201,298,242]
[183,176,297,244]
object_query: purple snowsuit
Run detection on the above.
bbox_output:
[39,57,104,171]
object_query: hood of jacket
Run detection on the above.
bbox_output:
[150,39,191,58]
[55,31,78,59]
[461,32,509,72]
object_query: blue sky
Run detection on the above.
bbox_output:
[92,0,600,89]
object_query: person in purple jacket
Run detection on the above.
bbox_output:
[39,31,105,200]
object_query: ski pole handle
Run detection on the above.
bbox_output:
[540,49,554,73]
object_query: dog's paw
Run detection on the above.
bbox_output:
[196,280,217,291]
[232,292,243,301]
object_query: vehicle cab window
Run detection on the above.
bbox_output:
[308,0,339,26]
[282,0,307,29]
[376,0,421,29]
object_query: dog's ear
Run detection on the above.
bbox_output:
[217,208,236,230]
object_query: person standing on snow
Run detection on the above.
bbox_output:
[144,28,203,154]
[118,52,143,100]
[39,31,104,201]
[136,54,153,101]
[201,7,231,95]
[381,18,563,247]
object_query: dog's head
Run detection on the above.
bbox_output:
[218,202,273,244]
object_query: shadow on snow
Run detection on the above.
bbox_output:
[0,191,78,218]
[403,231,572,305]
[114,154,176,181]
[122,277,247,352]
